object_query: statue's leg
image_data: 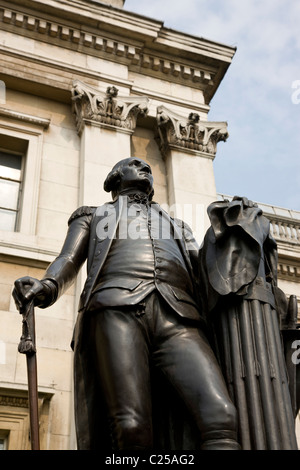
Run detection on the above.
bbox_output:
[152,298,240,450]
[90,307,153,451]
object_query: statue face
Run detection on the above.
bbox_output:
[118,158,153,194]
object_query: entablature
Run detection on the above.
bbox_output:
[0,0,236,104]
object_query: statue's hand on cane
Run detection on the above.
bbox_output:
[12,276,53,311]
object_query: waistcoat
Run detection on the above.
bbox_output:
[88,200,196,311]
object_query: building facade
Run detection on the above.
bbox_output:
[0,0,298,450]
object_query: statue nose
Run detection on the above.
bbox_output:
[141,165,150,173]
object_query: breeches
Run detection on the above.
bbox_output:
[89,292,238,450]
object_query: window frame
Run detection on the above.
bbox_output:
[0,118,45,237]
[0,147,25,232]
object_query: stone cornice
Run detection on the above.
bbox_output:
[0,1,236,103]
[156,105,228,159]
[277,256,300,282]
[0,107,50,128]
[71,79,149,134]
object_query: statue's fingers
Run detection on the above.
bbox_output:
[14,278,30,298]
[13,277,41,303]
[23,280,43,302]
[12,288,22,311]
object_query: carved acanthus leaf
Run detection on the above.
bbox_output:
[156,105,229,157]
[71,80,149,134]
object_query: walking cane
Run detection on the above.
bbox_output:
[18,300,40,450]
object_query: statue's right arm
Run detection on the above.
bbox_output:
[12,208,94,311]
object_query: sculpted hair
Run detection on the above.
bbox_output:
[103,167,122,194]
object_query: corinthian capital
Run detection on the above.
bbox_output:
[156,105,228,158]
[71,80,149,134]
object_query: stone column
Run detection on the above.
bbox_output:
[71,79,149,206]
[156,105,228,242]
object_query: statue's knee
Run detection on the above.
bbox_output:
[221,401,238,430]
[202,398,238,433]
[112,417,153,451]
[200,402,240,450]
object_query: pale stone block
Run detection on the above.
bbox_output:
[49,24,58,37]
[79,125,132,205]
[43,125,79,151]
[15,346,73,391]
[166,150,217,198]
[38,20,47,33]
[162,61,171,74]
[48,391,73,439]
[0,341,19,383]
[15,13,24,26]
[38,180,78,214]
[129,72,172,96]
[35,314,74,351]
[152,58,161,71]
[42,143,80,168]
[0,30,35,54]
[61,27,70,41]
[0,262,31,285]
[0,309,21,345]
[40,159,79,188]
[41,104,76,130]
[26,17,36,31]
[142,55,151,68]
[79,160,112,206]
[72,30,81,44]
[36,208,72,241]
[3,10,13,23]
[170,82,205,105]
[0,283,13,311]
[83,34,92,47]
[106,40,114,53]
[82,125,131,164]
[116,43,125,56]
[40,293,77,324]
[95,37,104,50]
[6,83,55,126]
[127,46,136,59]
[152,184,168,207]
[277,279,300,299]
[86,56,128,78]
[131,127,162,160]
[49,432,72,451]
[27,266,45,279]
[149,158,167,188]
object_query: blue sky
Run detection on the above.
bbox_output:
[125,0,300,211]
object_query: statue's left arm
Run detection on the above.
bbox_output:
[13,207,95,311]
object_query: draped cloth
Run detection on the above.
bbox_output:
[198,197,298,450]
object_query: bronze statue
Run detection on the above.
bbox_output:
[12,157,299,450]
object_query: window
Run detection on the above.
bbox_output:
[0,151,24,231]
[0,110,50,240]
[0,432,8,450]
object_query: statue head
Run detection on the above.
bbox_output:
[104,157,154,200]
